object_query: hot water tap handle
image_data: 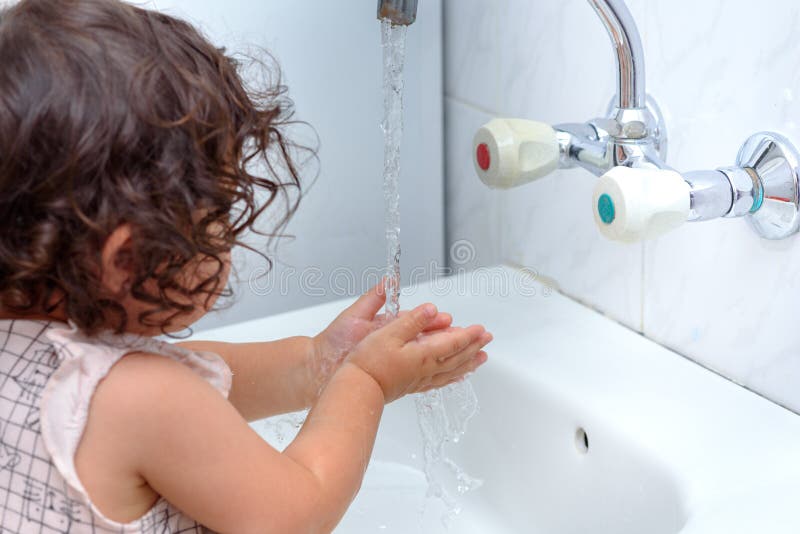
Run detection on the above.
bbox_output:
[592,166,691,242]
[472,119,560,189]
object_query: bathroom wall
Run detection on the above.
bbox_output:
[444,0,800,413]
[142,0,445,330]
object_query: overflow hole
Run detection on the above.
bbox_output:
[575,427,589,454]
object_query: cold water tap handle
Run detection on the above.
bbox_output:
[473,118,560,189]
[592,166,691,242]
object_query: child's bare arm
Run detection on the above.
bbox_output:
[86,351,362,532]
[178,284,452,421]
[177,336,318,420]
[80,304,489,532]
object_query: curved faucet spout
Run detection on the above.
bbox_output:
[587,0,645,110]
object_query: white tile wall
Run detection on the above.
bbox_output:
[445,99,503,271]
[444,0,800,411]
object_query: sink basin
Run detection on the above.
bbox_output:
[193,265,800,533]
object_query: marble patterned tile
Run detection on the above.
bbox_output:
[498,165,644,331]
[643,222,800,411]
[494,0,619,123]
[641,0,800,412]
[443,0,509,109]
[444,98,503,271]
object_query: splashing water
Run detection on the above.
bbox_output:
[414,383,482,527]
[380,19,482,527]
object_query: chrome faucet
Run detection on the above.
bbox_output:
[557,0,667,176]
[377,0,418,26]
[589,0,644,110]
[472,0,800,242]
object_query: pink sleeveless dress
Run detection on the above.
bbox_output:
[0,319,232,533]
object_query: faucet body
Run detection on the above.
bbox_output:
[556,107,666,175]
[557,0,666,175]
[555,0,759,231]
[377,0,418,26]
[473,0,800,240]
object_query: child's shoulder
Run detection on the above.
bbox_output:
[100,351,214,408]
[82,351,216,440]
[87,349,231,435]
[78,347,290,531]
[75,351,237,521]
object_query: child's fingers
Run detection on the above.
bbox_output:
[384,303,438,342]
[437,350,488,385]
[435,333,492,373]
[419,351,488,392]
[345,280,387,320]
[417,326,458,338]
[422,312,452,332]
[414,324,485,362]
[389,311,451,332]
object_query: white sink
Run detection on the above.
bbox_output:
[194,265,800,533]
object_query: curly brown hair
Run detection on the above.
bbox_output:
[0,0,306,334]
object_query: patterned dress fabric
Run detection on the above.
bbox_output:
[0,320,231,533]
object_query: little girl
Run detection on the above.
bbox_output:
[0,1,491,532]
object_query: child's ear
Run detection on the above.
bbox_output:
[100,224,134,296]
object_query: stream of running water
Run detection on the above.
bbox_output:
[380,18,482,527]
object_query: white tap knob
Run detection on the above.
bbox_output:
[592,166,691,242]
[473,118,559,189]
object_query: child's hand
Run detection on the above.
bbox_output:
[312,282,452,384]
[344,303,491,403]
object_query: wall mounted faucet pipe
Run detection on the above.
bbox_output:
[472,1,800,242]
[587,0,646,110]
[377,0,418,26]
